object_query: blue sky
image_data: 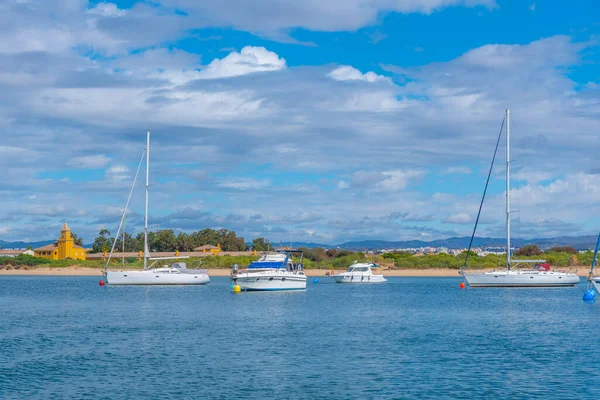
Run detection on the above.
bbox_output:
[1,0,599,244]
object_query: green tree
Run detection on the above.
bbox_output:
[153,230,177,252]
[71,233,84,247]
[176,232,197,252]
[514,244,543,257]
[547,246,577,254]
[252,237,274,251]
[92,229,113,253]
[114,232,137,252]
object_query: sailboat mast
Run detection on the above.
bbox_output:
[506,109,511,270]
[143,132,150,270]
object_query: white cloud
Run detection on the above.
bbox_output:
[511,167,553,184]
[87,3,127,17]
[328,66,389,83]
[443,213,473,224]
[198,46,286,79]
[350,170,424,191]
[68,155,111,169]
[156,0,496,35]
[218,178,271,190]
[337,180,350,189]
[105,165,130,181]
[444,166,472,174]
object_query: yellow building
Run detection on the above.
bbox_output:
[34,222,86,260]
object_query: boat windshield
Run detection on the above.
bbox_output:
[349,266,370,272]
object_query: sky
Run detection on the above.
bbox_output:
[1,0,599,245]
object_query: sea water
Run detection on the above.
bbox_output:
[0,276,599,399]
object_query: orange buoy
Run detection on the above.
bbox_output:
[459,282,466,289]
[99,280,105,286]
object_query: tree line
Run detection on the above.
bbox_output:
[91,228,273,253]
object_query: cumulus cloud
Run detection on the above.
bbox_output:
[218,177,271,190]
[105,165,130,181]
[154,0,496,35]
[68,155,111,169]
[87,3,127,17]
[443,213,473,224]
[348,170,425,191]
[328,66,389,83]
[197,46,286,79]
[444,166,472,175]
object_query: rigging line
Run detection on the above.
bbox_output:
[588,232,600,284]
[461,116,505,271]
[103,148,146,273]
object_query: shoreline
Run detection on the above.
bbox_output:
[0,267,591,277]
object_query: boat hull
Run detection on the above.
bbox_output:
[106,270,210,285]
[232,271,306,291]
[332,274,387,284]
[463,271,579,287]
[592,280,600,293]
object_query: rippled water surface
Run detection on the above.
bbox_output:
[1,276,599,399]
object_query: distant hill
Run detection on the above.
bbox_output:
[0,239,54,250]
[0,239,93,250]
[336,235,600,251]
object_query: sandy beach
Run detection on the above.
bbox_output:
[0,267,591,277]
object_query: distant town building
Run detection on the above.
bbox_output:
[194,244,220,252]
[0,249,34,258]
[34,222,86,260]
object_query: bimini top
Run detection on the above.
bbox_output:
[247,253,290,269]
[247,261,287,269]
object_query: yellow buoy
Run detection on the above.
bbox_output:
[233,285,241,293]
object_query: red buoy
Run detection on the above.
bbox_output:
[459,282,466,289]
[99,280,105,286]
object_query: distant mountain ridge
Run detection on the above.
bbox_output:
[335,236,600,251]
[0,239,54,250]
[0,240,93,250]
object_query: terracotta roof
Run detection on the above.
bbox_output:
[0,250,24,255]
[35,244,57,251]
[194,245,218,251]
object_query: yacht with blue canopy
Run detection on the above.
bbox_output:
[231,250,307,291]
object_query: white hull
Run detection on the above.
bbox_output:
[333,273,386,284]
[463,270,579,287]
[232,270,306,291]
[106,269,210,285]
[592,280,600,293]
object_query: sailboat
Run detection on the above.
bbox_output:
[461,110,580,287]
[585,233,600,297]
[105,133,210,285]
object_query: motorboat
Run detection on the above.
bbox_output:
[231,250,306,291]
[461,110,579,287]
[332,262,387,284]
[104,132,210,286]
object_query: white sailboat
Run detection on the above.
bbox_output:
[585,233,600,298]
[461,110,579,287]
[105,132,210,286]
